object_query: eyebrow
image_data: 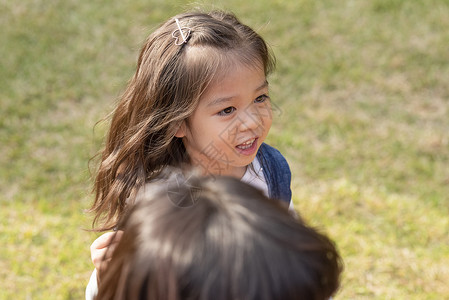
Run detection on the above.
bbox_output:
[206,80,269,108]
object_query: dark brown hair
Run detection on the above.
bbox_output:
[90,10,275,230]
[96,175,342,300]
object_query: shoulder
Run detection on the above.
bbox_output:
[257,143,290,168]
[258,142,280,154]
[256,143,292,204]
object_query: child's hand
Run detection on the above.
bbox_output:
[90,231,123,274]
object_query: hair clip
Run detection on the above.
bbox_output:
[172,18,191,45]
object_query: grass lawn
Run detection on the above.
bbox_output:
[1,0,448,299]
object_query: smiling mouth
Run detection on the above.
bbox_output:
[236,138,256,150]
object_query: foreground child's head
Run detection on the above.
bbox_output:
[96,175,342,300]
[95,10,276,229]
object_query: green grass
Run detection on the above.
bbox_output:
[1,0,448,299]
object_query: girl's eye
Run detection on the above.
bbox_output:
[255,94,270,103]
[218,106,236,116]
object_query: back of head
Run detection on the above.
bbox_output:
[96,174,342,300]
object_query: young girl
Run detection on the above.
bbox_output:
[87,9,293,298]
[96,175,342,300]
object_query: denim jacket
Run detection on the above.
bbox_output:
[256,143,292,205]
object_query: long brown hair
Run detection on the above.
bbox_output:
[90,10,276,230]
[96,175,342,300]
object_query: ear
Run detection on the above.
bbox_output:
[174,121,186,138]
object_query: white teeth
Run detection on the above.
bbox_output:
[237,139,255,150]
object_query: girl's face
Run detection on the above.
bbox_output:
[176,63,272,178]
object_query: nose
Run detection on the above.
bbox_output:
[238,106,262,132]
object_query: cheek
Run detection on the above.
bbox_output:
[263,113,273,131]
[183,114,203,138]
[186,120,217,145]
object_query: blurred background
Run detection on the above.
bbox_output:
[1,0,448,298]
